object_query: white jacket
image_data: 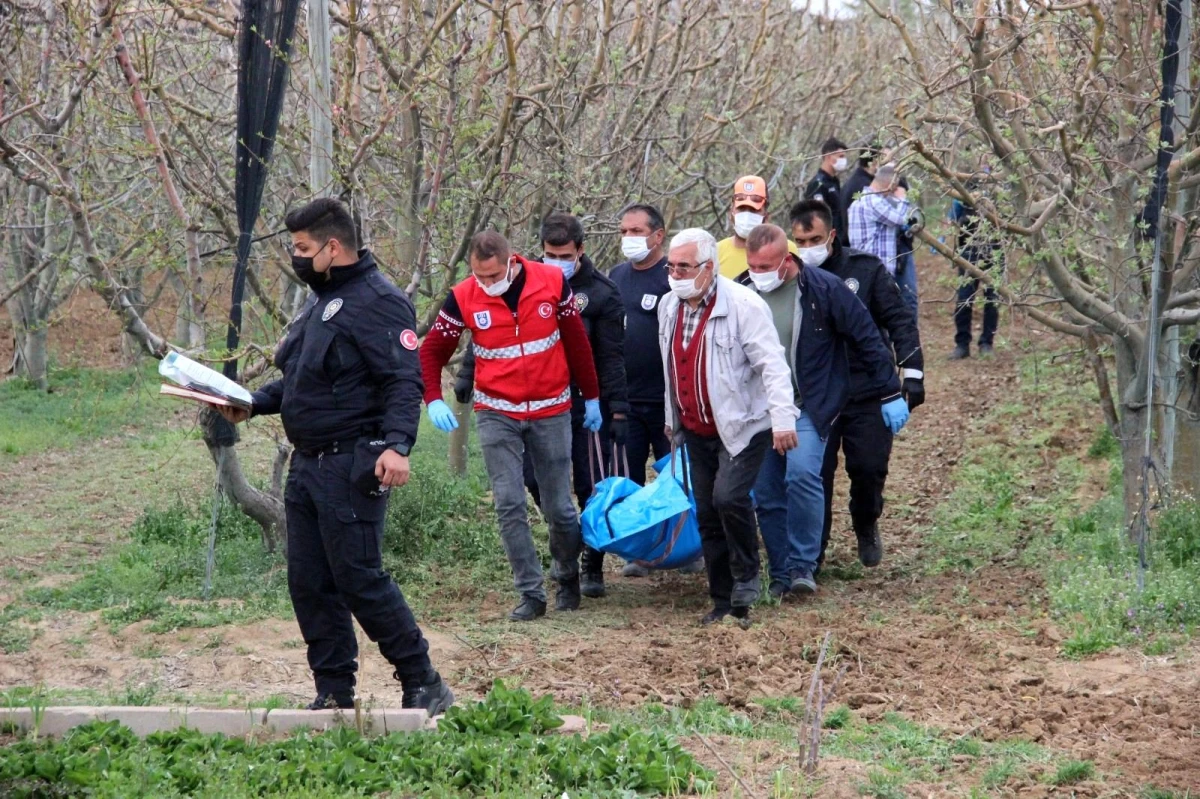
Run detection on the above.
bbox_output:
[658,276,799,456]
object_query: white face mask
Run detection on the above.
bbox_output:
[797,240,831,268]
[834,156,848,172]
[749,269,784,293]
[669,263,709,300]
[478,260,513,297]
[733,211,764,239]
[621,236,652,263]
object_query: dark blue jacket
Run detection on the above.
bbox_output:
[250,251,423,452]
[739,254,900,438]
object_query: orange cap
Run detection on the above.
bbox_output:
[732,175,768,210]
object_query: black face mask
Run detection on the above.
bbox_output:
[291,241,330,289]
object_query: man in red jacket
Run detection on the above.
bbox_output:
[420,231,602,621]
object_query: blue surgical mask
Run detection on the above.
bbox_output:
[543,256,577,280]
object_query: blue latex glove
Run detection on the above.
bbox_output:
[427,399,459,433]
[582,399,603,432]
[881,397,910,435]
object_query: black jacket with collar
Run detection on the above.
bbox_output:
[455,254,629,415]
[737,256,900,438]
[819,243,924,402]
[250,250,423,452]
[805,169,850,248]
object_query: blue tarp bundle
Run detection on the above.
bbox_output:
[581,448,702,570]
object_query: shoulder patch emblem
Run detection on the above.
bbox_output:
[574,293,589,312]
[399,329,419,350]
[641,293,658,311]
[321,298,343,321]
[473,310,492,329]
[844,278,860,294]
[538,302,554,319]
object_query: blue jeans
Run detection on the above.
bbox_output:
[895,251,919,319]
[754,414,827,584]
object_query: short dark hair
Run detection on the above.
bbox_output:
[284,198,359,251]
[859,140,882,164]
[821,137,847,155]
[619,203,665,232]
[540,212,584,248]
[470,230,510,263]
[790,199,834,233]
[745,224,787,254]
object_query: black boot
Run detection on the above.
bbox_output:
[556,576,581,611]
[580,548,606,598]
[306,691,354,710]
[856,523,883,567]
[509,596,547,622]
[948,344,970,360]
[399,670,455,716]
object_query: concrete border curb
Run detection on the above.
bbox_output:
[1,707,589,739]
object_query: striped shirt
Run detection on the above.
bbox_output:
[848,192,913,274]
[679,278,718,348]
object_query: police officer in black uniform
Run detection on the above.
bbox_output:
[788,199,925,571]
[218,198,453,714]
[453,212,629,598]
[804,137,850,247]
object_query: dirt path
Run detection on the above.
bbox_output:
[5,263,1197,795]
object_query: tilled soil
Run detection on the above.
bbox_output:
[4,264,1197,795]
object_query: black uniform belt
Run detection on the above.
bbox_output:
[294,440,354,457]
[294,438,367,458]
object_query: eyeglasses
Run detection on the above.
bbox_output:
[665,261,707,276]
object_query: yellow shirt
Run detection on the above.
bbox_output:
[716,236,799,279]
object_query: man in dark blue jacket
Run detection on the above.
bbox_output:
[217,198,453,715]
[738,224,908,598]
[789,200,924,571]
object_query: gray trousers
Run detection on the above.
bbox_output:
[476,410,582,602]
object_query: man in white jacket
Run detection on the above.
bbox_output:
[658,228,799,626]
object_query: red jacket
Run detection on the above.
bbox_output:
[420,256,599,420]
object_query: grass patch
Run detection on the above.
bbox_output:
[924,350,1095,574]
[2,416,512,641]
[14,501,290,633]
[590,697,790,742]
[1046,493,1200,657]
[0,365,167,459]
[0,682,714,798]
[1048,759,1095,785]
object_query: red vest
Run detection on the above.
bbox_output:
[670,300,719,437]
[453,257,572,419]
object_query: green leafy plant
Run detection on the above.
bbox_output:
[0,683,713,798]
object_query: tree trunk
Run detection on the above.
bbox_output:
[199,408,287,553]
[13,324,49,390]
[1114,330,1150,533]
[449,401,470,477]
[1171,337,1200,498]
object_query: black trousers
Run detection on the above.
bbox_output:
[685,428,772,610]
[624,401,671,486]
[819,399,894,566]
[954,261,1000,348]
[285,451,431,696]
